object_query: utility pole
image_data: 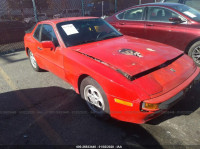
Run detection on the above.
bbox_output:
[20,0,24,19]
[102,1,104,17]
[32,0,38,23]
[115,0,117,13]
[81,0,85,16]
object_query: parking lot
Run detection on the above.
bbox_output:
[0,49,200,148]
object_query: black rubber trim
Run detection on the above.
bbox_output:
[131,53,184,81]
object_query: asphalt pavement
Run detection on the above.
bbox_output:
[0,49,200,149]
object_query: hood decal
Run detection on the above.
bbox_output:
[119,49,143,58]
[146,48,155,52]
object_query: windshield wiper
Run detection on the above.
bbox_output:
[75,39,96,45]
[69,34,123,47]
[97,35,122,41]
[82,39,97,44]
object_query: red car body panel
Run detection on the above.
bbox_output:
[24,17,200,124]
[106,3,200,52]
[76,36,183,76]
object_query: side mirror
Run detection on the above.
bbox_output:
[41,41,56,50]
[169,17,184,24]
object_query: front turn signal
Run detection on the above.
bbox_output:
[114,98,133,107]
[142,102,160,111]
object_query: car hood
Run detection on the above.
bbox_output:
[74,36,183,79]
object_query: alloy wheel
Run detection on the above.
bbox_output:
[192,46,200,65]
[84,85,105,114]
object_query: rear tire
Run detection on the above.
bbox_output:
[188,41,200,67]
[28,50,42,72]
[80,76,110,119]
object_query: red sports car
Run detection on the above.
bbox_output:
[24,17,200,124]
[105,3,200,67]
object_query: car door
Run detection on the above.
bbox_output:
[113,7,146,39]
[39,24,65,79]
[31,24,45,67]
[145,6,189,50]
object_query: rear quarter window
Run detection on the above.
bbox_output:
[165,0,179,2]
[33,24,42,41]
[117,12,125,19]
[185,0,200,11]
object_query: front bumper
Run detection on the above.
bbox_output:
[143,70,200,123]
[109,68,200,124]
[159,72,200,110]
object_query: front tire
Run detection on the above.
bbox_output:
[188,41,200,67]
[80,77,110,119]
[28,50,42,72]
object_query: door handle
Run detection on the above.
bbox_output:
[37,47,42,50]
[119,22,125,25]
[146,24,154,26]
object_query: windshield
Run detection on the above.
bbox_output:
[56,18,122,47]
[185,0,200,11]
[171,4,200,22]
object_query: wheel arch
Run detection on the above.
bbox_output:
[185,38,200,54]
[25,47,30,56]
[77,74,90,94]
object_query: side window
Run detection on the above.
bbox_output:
[124,7,144,21]
[147,7,184,22]
[41,24,59,47]
[33,25,42,41]
[165,0,179,2]
[117,12,125,20]
[185,0,199,11]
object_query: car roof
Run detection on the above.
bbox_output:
[40,17,98,24]
[129,2,185,8]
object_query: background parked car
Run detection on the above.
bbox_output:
[24,13,48,24]
[161,0,200,11]
[106,3,200,66]
[53,9,82,18]
[0,20,26,44]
